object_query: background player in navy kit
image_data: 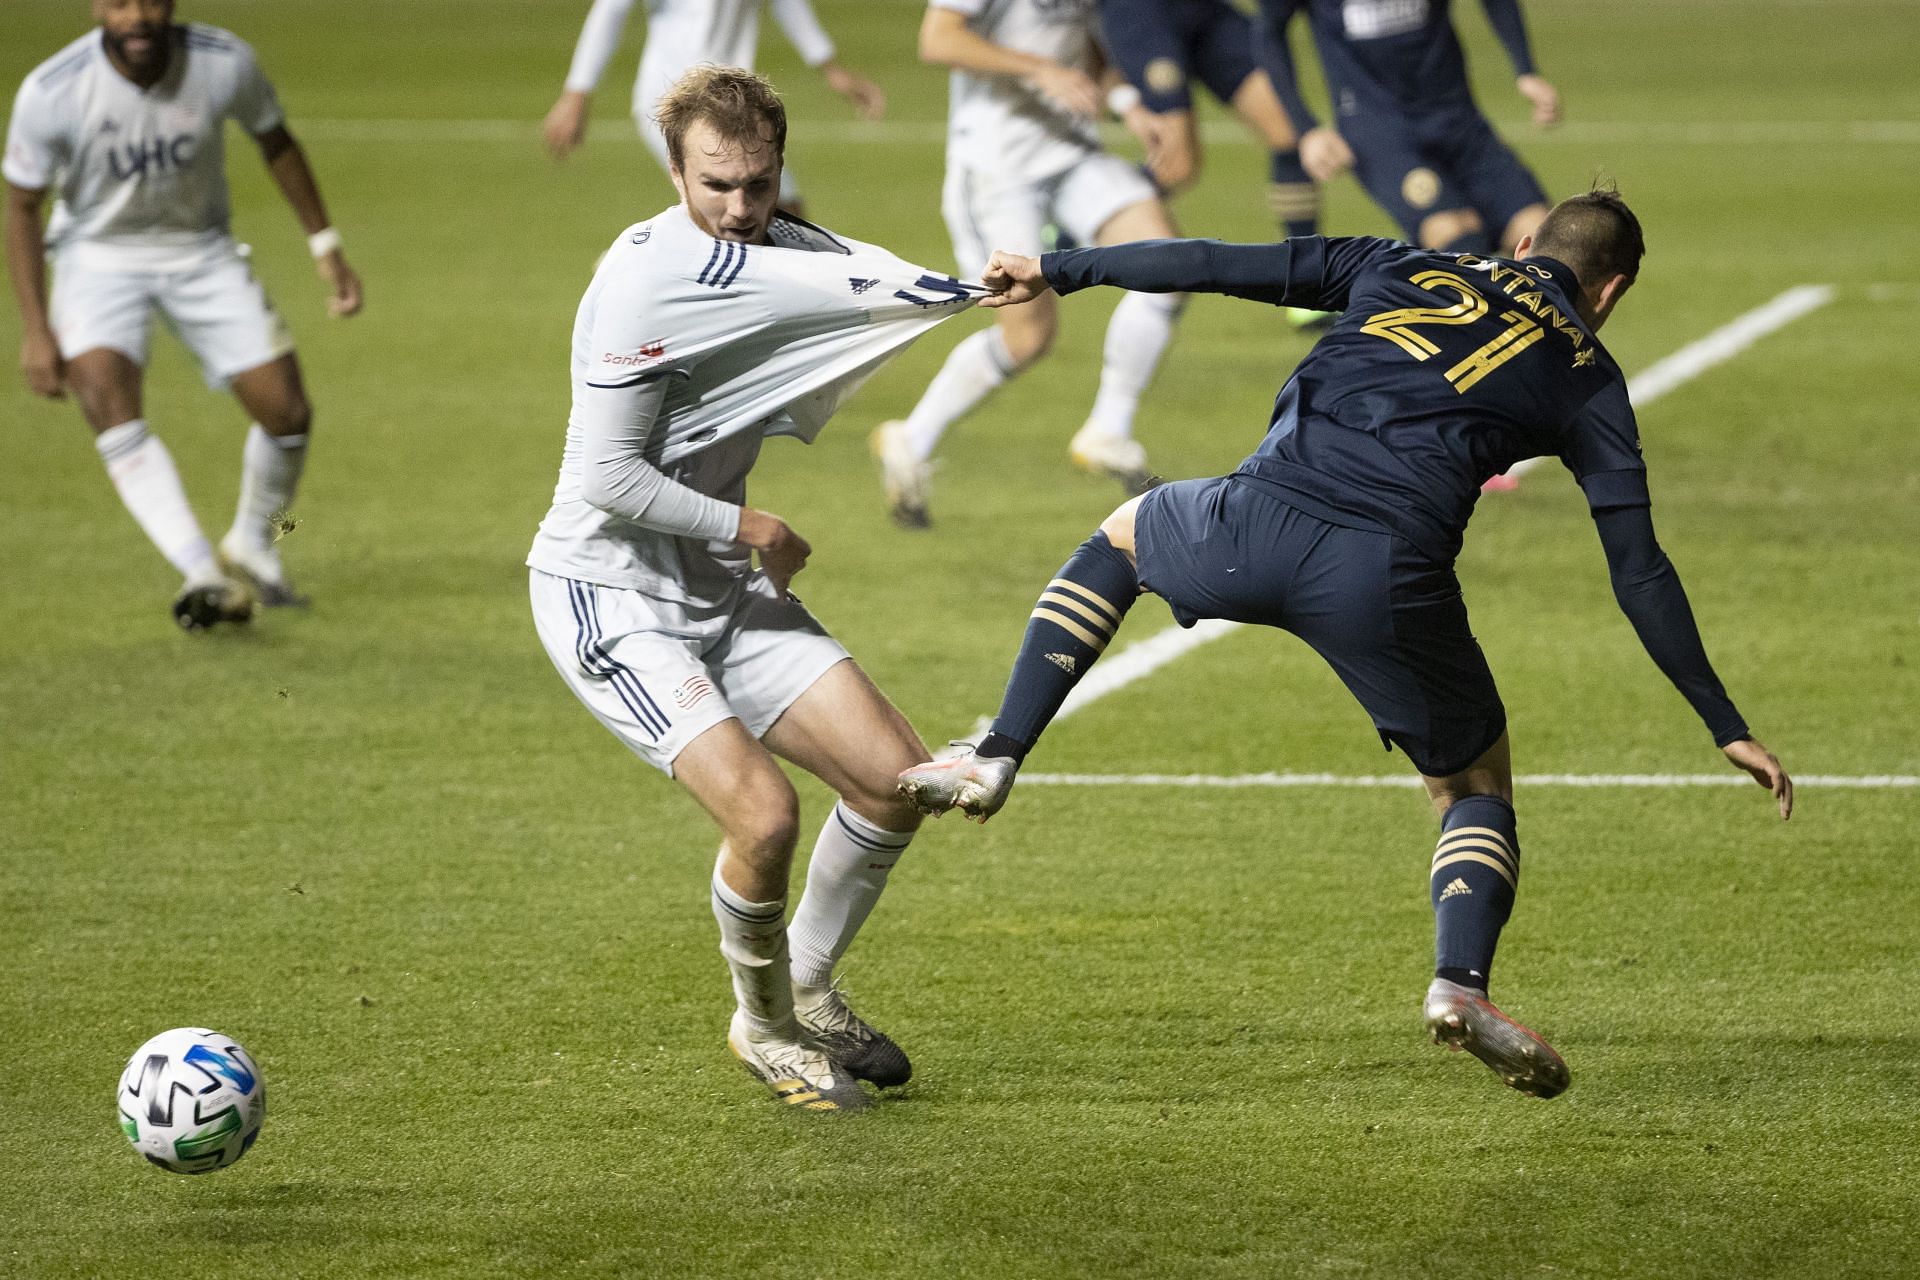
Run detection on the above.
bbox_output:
[899,191,1793,1099]
[1257,0,1561,257]
[1096,0,1321,241]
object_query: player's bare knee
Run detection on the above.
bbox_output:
[1098,497,1143,561]
[1417,209,1482,251]
[999,315,1055,367]
[725,792,802,866]
[264,393,313,438]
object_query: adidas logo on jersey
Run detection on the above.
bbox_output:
[848,277,880,294]
[1045,652,1076,674]
[1438,877,1472,901]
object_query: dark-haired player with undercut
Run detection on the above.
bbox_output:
[900,190,1793,1100]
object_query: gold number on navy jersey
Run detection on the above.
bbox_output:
[1362,270,1543,393]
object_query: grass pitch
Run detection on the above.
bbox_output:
[2,2,1917,1275]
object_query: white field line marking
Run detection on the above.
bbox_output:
[290,118,1920,147]
[1047,284,1835,724]
[1023,772,1918,789]
[1509,283,1834,475]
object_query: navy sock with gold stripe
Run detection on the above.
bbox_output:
[1268,151,1320,239]
[978,530,1137,765]
[1430,795,1520,991]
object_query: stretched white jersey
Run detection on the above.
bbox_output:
[4,24,284,272]
[528,205,980,604]
[562,0,836,121]
[931,0,1103,189]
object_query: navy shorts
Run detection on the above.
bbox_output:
[1341,105,1548,241]
[1134,475,1506,777]
[1101,0,1260,113]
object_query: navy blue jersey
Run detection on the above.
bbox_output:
[1040,234,1752,747]
[1258,0,1536,130]
[1046,235,1640,564]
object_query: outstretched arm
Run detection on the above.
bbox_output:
[1480,0,1560,126]
[1593,503,1791,817]
[256,126,362,317]
[544,0,637,156]
[978,235,1395,311]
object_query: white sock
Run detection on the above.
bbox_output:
[1083,291,1185,440]
[788,802,914,991]
[710,861,796,1040]
[95,419,219,586]
[900,328,1017,461]
[228,424,308,553]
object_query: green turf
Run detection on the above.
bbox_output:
[2,1,1917,1275]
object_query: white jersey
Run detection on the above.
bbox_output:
[3,24,284,273]
[562,0,836,120]
[931,0,1103,189]
[528,205,980,605]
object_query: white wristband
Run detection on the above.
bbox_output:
[307,227,342,259]
[1106,83,1142,117]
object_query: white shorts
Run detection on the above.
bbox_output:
[530,569,849,776]
[941,152,1158,280]
[50,243,294,388]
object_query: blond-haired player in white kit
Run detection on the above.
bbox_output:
[529,67,982,1113]
[868,0,1187,528]
[4,0,362,630]
[540,0,886,213]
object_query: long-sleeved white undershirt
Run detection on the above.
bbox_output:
[576,375,742,543]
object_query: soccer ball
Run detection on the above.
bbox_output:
[116,1028,266,1175]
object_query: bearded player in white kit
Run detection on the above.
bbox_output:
[868,0,1187,528]
[540,0,886,214]
[5,0,362,630]
[529,67,981,1113]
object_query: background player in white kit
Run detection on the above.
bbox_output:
[540,0,886,214]
[868,0,1187,529]
[528,67,980,1113]
[4,0,363,630]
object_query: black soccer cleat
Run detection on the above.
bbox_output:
[794,984,912,1088]
[171,579,255,632]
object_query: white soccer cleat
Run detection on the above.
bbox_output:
[1423,978,1570,1099]
[1068,423,1157,495]
[870,419,933,530]
[726,1013,870,1113]
[896,745,1019,823]
[794,984,911,1088]
[218,535,308,608]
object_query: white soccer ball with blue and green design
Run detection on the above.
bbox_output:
[116,1028,266,1175]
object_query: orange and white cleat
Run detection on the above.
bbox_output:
[897,745,1019,823]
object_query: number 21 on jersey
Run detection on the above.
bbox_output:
[1360,270,1544,393]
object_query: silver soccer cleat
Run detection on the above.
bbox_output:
[870,419,933,530]
[1424,977,1571,1099]
[726,1013,870,1114]
[896,745,1019,823]
[1068,422,1158,496]
[794,984,911,1088]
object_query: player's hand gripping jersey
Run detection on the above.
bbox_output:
[3,24,284,272]
[529,207,981,606]
[1041,234,1748,746]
